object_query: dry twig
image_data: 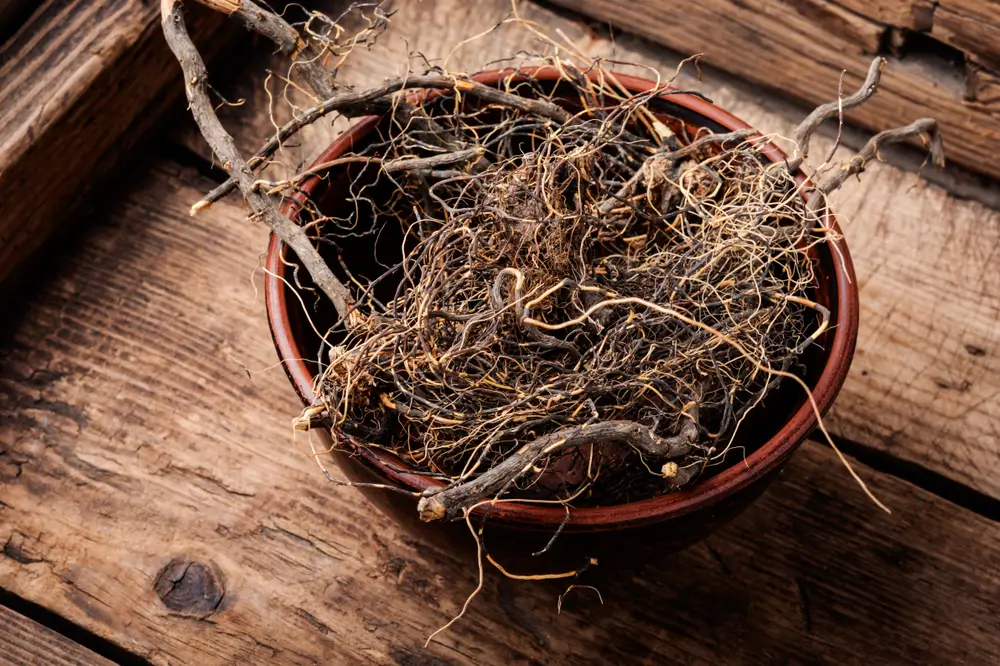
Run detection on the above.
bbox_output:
[161,1,354,321]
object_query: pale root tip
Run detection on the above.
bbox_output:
[190,200,211,216]
[417,496,446,522]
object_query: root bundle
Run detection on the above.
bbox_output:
[162,1,943,523]
[311,77,828,520]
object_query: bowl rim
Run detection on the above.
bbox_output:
[264,65,859,529]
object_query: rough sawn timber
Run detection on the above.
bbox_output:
[0,603,114,666]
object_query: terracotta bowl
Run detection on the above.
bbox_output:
[264,67,859,572]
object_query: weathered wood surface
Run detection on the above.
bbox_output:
[0,604,113,666]
[932,0,1000,71]
[0,158,998,664]
[0,0,227,288]
[547,0,1000,181]
[832,0,934,31]
[0,0,997,662]
[177,0,1000,499]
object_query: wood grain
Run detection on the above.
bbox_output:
[547,0,1000,180]
[933,0,1000,71]
[0,156,998,664]
[0,604,113,666]
[175,0,1000,498]
[834,0,934,31]
[0,0,227,288]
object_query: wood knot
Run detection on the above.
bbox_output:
[154,556,225,617]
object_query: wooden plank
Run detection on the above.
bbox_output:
[0,0,228,288]
[546,0,1000,181]
[174,0,1000,499]
[834,0,934,31]
[933,0,1000,71]
[0,156,998,664]
[0,604,113,666]
[765,0,1000,87]
[968,65,1000,104]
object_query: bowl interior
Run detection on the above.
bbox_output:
[265,67,857,528]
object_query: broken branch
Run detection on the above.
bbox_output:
[814,118,944,196]
[787,57,885,173]
[417,419,699,522]
[161,0,354,322]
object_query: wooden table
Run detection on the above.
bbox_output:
[1,1,999,663]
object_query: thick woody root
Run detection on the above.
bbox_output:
[417,420,700,521]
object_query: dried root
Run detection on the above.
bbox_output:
[164,2,943,524]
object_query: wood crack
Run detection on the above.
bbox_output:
[2,534,45,565]
[820,437,1000,521]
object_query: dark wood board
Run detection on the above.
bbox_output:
[0,0,228,288]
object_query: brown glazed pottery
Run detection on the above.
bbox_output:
[264,67,860,573]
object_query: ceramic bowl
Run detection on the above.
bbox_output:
[264,67,859,572]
